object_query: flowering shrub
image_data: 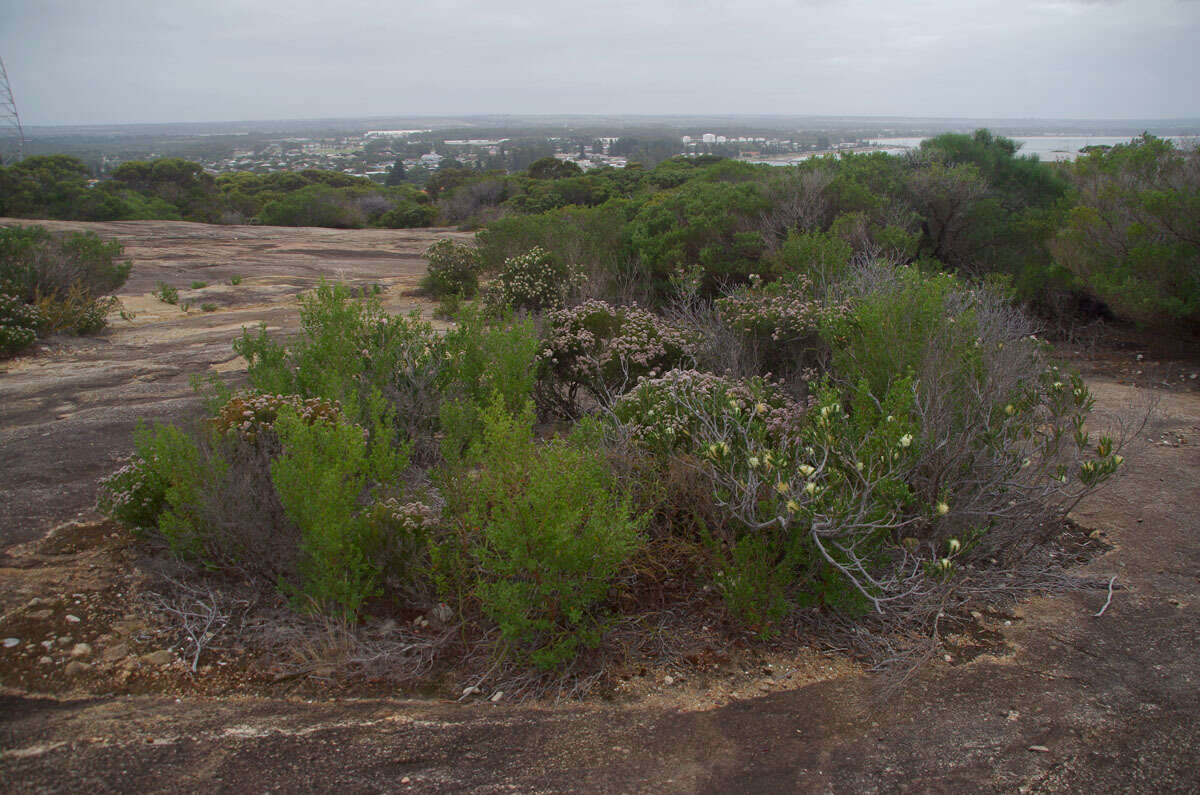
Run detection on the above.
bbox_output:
[0,292,41,356]
[487,246,585,312]
[539,300,696,411]
[422,238,481,298]
[615,367,923,623]
[97,422,204,541]
[716,273,845,343]
[97,451,173,532]
[612,368,808,457]
[211,392,343,445]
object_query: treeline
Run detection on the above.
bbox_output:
[2,131,1196,327]
[0,155,436,229]
[456,132,1195,330]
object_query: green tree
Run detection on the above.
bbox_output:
[1052,135,1200,327]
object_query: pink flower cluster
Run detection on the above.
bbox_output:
[379,498,441,532]
[716,275,847,341]
[540,300,696,401]
[97,454,167,530]
[613,368,808,453]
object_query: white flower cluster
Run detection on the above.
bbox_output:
[490,247,586,311]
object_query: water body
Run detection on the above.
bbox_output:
[868,135,1199,161]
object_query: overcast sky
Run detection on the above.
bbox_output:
[2,0,1198,125]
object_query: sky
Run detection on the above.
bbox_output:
[1,0,1198,126]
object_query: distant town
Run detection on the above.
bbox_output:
[17,115,1198,182]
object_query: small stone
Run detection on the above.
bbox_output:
[759,682,773,692]
[57,636,72,646]
[461,685,480,698]
[401,777,411,785]
[663,675,674,686]
[489,690,504,703]
[102,643,130,662]
[943,654,953,662]
[2,637,20,648]
[38,656,54,665]
[70,643,93,658]
[1007,710,1020,722]
[65,614,81,624]
[65,660,91,676]
[40,640,53,650]
[141,650,175,666]
[27,609,53,621]
[1028,745,1050,753]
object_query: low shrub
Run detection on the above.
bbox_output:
[0,292,42,355]
[270,405,410,616]
[154,281,179,305]
[421,238,481,298]
[538,299,696,413]
[437,306,539,460]
[442,396,643,669]
[0,225,131,300]
[0,225,129,339]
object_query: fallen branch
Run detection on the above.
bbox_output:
[1093,576,1117,617]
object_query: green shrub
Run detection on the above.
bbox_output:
[628,181,770,299]
[271,404,409,616]
[190,280,208,290]
[377,201,437,228]
[98,422,208,552]
[438,305,539,460]
[0,225,130,338]
[421,238,481,298]
[257,185,367,228]
[229,275,243,285]
[154,281,179,305]
[445,395,642,669]
[769,229,853,288]
[474,203,631,290]
[486,246,585,312]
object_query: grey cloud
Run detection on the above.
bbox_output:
[1,0,1197,124]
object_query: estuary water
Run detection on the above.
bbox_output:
[867,135,1199,161]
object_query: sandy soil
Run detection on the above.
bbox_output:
[2,220,1199,791]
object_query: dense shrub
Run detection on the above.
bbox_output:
[0,225,129,341]
[421,239,481,298]
[628,181,770,298]
[441,396,643,669]
[0,225,131,302]
[1052,135,1200,327]
[257,185,368,228]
